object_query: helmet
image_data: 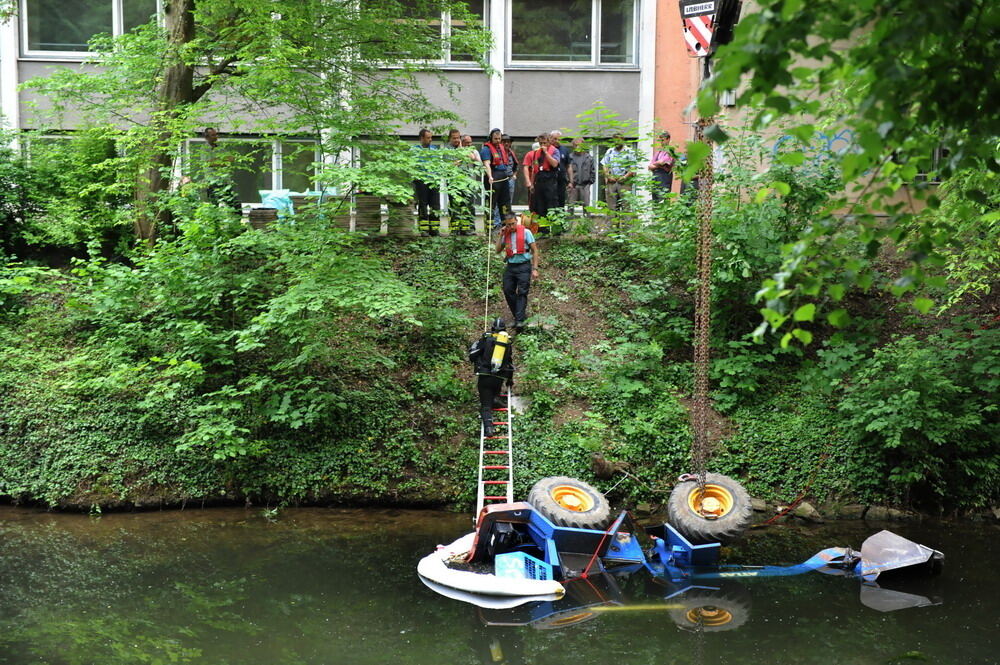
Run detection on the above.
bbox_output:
[490,317,506,333]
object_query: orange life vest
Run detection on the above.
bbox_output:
[485,142,512,169]
[534,145,558,172]
[504,224,527,258]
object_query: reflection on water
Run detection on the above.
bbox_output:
[0,507,996,664]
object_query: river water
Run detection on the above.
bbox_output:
[0,506,996,664]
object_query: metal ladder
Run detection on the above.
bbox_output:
[475,389,514,518]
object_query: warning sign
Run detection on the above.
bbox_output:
[679,0,741,58]
[680,0,715,57]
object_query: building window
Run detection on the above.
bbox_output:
[22,0,159,55]
[599,0,634,64]
[510,0,637,66]
[367,0,486,64]
[449,1,486,62]
[186,138,319,203]
[510,0,591,63]
[123,0,159,31]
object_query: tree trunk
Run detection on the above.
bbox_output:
[135,0,197,244]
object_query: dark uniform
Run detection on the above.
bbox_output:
[555,142,572,208]
[469,319,514,437]
[532,145,560,232]
[481,142,514,222]
[413,142,441,235]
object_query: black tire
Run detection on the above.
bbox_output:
[667,473,752,544]
[527,476,612,530]
[669,588,751,632]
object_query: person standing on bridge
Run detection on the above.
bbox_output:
[469,317,514,437]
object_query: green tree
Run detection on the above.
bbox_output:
[695,0,1000,336]
[27,0,490,242]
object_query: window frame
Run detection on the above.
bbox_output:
[386,0,488,67]
[184,136,321,203]
[20,0,163,59]
[507,0,640,69]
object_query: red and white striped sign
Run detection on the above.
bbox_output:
[680,0,716,57]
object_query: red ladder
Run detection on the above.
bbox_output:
[475,390,514,517]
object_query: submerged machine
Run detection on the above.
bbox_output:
[418,475,944,624]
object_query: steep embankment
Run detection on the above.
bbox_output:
[0,231,996,515]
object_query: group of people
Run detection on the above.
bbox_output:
[412,128,680,237]
[455,130,679,435]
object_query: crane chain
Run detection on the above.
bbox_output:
[692,117,715,500]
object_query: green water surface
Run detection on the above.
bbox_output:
[0,507,995,664]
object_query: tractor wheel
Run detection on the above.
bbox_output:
[668,588,751,632]
[527,476,612,530]
[530,607,600,630]
[667,473,752,544]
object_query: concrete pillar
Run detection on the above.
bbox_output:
[488,0,505,132]
[1,9,20,146]
[637,0,657,158]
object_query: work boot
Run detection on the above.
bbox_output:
[482,410,494,437]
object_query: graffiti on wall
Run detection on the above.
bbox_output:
[771,129,856,164]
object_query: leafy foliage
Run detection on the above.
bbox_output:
[698,0,1000,339]
[837,328,999,507]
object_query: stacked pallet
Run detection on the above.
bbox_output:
[354,195,383,234]
[247,207,278,230]
[385,201,416,237]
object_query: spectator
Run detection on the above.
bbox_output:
[648,130,678,202]
[567,137,595,214]
[446,129,481,235]
[527,132,560,234]
[480,128,514,225]
[501,134,518,214]
[550,130,572,209]
[413,128,441,236]
[600,134,636,222]
[521,135,544,219]
[463,134,489,221]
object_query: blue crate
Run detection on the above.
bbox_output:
[495,551,553,581]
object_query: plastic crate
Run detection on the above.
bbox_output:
[494,552,553,581]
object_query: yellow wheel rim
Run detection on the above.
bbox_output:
[684,605,733,628]
[687,483,734,519]
[545,611,596,628]
[551,485,595,512]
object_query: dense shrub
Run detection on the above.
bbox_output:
[837,328,1000,508]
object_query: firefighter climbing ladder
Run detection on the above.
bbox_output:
[472,176,517,519]
[475,389,514,518]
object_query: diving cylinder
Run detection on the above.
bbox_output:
[490,331,510,373]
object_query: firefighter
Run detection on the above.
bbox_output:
[480,128,514,223]
[469,318,514,437]
[527,132,561,235]
[495,213,539,331]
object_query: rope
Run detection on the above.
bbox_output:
[482,175,512,330]
[581,525,613,579]
[752,451,830,528]
[483,178,495,331]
